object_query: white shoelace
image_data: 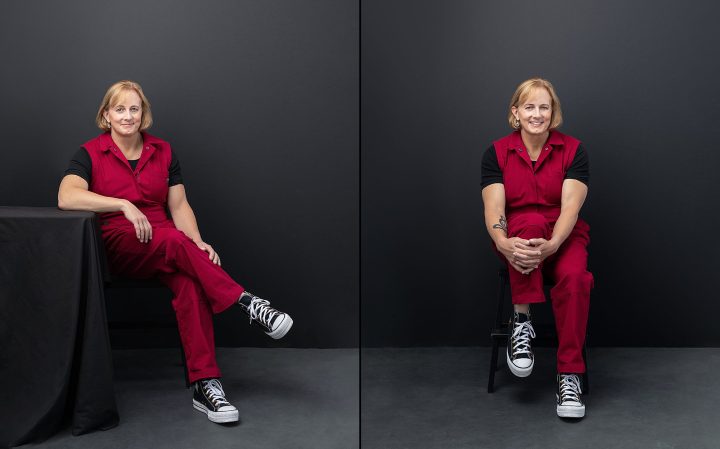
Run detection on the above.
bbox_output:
[202,379,230,407]
[558,374,582,403]
[510,320,536,356]
[247,297,281,328]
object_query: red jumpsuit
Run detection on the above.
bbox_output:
[84,132,245,383]
[493,130,593,374]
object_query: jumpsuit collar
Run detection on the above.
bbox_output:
[508,130,564,172]
[100,132,158,173]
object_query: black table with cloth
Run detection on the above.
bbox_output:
[0,207,118,447]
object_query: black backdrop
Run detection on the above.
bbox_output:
[4,0,720,350]
[0,0,358,348]
[362,0,720,347]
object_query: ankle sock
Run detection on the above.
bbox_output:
[238,292,252,307]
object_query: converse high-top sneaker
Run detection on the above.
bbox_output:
[506,311,535,377]
[238,291,293,339]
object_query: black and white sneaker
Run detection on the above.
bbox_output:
[238,291,293,339]
[193,379,239,423]
[506,311,535,377]
[557,374,585,418]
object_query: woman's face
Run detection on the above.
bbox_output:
[512,88,552,136]
[104,90,143,138]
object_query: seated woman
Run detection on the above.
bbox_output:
[58,80,293,424]
[481,78,592,419]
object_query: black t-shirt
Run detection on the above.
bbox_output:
[480,144,589,188]
[64,147,183,186]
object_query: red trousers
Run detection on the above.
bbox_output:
[103,223,245,383]
[504,212,593,374]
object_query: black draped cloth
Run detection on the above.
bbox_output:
[0,207,118,447]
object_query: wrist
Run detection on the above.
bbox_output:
[494,235,509,249]
[548,238,561,253]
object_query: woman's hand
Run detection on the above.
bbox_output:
[528,238,559,263]
[195,241,221,265]
[496,237,542,275]
[121,200,152,243]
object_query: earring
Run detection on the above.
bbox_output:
[514,118,520,128]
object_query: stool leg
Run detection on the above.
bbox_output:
[175,325,191,388]
[180,346,190,388]
[488,268,509,393]
[495,269,507,327]
[582,343,590,395]
[488,338,500,393]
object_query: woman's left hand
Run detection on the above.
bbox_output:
[196,241,221,265]
[527,238,559,263]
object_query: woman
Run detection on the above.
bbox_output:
[58,80,293,424]
[481,78,592,419]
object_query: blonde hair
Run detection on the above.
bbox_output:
[96,80,153,131]
[507,78,563,130]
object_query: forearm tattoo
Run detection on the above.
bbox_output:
[492,215,508,235]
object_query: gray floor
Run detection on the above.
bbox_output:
[22,347,720,448]
[28,348,359,449]
[362,347,720,449]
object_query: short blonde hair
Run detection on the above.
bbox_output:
[96,80,153,131]
[507,78,563,130]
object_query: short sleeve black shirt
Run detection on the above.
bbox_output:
[480,144,589,188]
[65,147,183,186]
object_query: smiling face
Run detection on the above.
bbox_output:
[103,89,143,138]
[511,87,553,137]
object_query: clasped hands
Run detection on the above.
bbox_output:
[497,237,558,275]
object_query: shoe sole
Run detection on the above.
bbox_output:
[506,350,533,377]
[193,399,239,423]
[556,399,585,418]
[266,315,293,339]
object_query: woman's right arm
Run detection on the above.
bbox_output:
[482,183,540,274]
[59,174,127,212]
[58,175,152,242]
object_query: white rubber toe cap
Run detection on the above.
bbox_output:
[506,352,534,377]
[513,358,532,369]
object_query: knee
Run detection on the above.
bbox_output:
[509,213,549,238]
[163,229,192,252]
